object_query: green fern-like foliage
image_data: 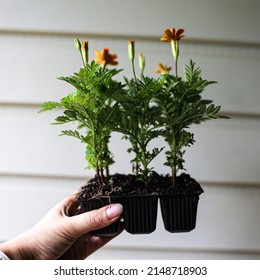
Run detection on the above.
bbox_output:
[154,60,228,185]
[40,61,123,185]
[114,76,165,185]
[40,34,228,190]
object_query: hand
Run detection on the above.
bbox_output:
[0,193,123,260]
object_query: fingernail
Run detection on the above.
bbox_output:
[106,204,123,220]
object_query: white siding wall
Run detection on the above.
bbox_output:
[0,0,260,259]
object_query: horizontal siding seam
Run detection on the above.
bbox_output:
[1,28,260,49]
[0,101,260,120]
[0,171,88,181]
[1,172,260,188]
[1,103,260,120]
[103,245,260,257]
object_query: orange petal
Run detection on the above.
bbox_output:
[176,28,185,40]
[111,54,117,59]
[165,29,174,39]
[102,48,109,59]
[170,27,176,36]
[109,61,118,66]
[94,50,102,59]
[160,28,172,41]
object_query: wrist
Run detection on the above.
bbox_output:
[0,239,22,260]
[0,241,15,260]
[0,233,33,260]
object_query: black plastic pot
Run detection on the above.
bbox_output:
[79,197,121,237]
[78,173,203,235]
[160,194,200,232]
[122,195,158,234]
[80,194,158,236]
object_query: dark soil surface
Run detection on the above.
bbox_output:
[77,172,204,201]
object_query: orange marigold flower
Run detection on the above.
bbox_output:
[160,27,185,76]
[154,63,172,74]
[94,48,118,67]
[160,28,185,42]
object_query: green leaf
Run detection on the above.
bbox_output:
[54,116,71,124]
[38,101,60,113]
[59,130,85,141]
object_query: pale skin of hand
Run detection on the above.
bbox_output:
[0,193,123,260]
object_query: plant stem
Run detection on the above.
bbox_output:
[131,59,137,81]
[105,165,109,177]
[139,121,149,187]
[141,145,148,187]
[96,166,102,186]
[171,135,177,187]
[100,168,105,184]
[92,128,104,185]
[175,59,178,77]
[172,166,176,187]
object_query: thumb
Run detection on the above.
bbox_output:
[64,203,123,238]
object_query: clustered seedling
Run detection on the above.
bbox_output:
[40,27,227,189]
[40,48,123,185]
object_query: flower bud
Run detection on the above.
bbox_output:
[81,40,89,67]
[74,38,81,51]
[139,53,145,74]
[128,40,135,61]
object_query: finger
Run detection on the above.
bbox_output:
[49,192,79,216]
[84,226,125,257]
[63,203,123,238]
[34,192,80,225]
